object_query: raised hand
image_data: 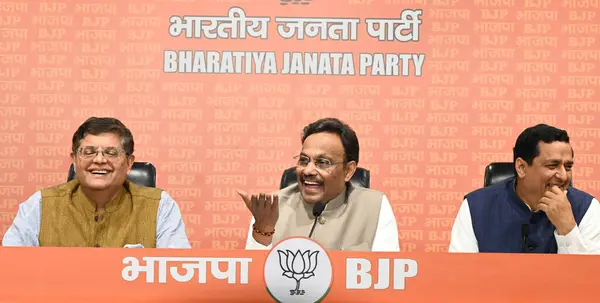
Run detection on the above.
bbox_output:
[237,190,279,245]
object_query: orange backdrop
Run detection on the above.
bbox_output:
[0,0,599,252]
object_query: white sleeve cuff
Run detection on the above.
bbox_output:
[555,226,585,254]
[245,235,272,250]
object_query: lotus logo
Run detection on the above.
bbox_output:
[264,237,332,303]
[278,249,319,295]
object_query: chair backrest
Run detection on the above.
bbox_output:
[67,162,157,188]
[279,167,371,189]
[484,162,514,187]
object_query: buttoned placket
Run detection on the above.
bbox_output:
[93,211,105,247]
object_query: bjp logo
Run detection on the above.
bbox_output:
[277,249,319,295]
[264,237,332,303]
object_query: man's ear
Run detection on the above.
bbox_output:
[70,152,76,168]
[515,158,527,179]
[127,154,135,173]
[344,161,357,182]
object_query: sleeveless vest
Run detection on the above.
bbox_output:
[271,183,383,251]
[465,178,593,253]
[39,179,162,248]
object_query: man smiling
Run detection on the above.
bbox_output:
[449,124,600,254]
[240,118,400,251]
[2,117,191,249]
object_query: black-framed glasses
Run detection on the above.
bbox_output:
[294,155,344,171]
[77,146,127,160]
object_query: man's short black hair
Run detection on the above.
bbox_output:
[72,117,134,155]
[513,123,570,165]
[301,117,359,164]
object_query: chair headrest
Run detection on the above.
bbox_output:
[279,167,371,189]
[67,162,157,188]
[484,162,515,187]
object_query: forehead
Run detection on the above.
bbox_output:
[535,141,573,162]
[301,132,345,158]
[80,133,122,147]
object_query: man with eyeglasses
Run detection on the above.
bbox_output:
[2,117,191,249]
[239,117,400,251]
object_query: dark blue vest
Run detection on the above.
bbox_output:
[465,178,593,253]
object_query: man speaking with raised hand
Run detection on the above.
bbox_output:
[238,117,400,252]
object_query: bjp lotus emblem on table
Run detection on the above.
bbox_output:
[264,237,333,303]
[278,249,319,295]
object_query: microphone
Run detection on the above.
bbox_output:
[521,224,529,253]
[308,202,325,238]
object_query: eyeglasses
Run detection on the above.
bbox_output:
[294,155,344,171]
[77,146,127,160]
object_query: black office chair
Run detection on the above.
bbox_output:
[483,162,514,187]
[67,162,157,188]
[279,167,371,189]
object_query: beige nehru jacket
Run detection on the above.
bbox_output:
[268,183,383,251]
